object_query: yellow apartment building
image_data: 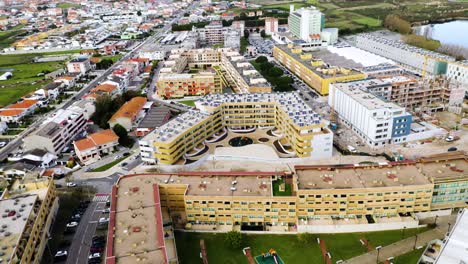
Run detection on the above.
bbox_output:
[156,71,223,99]
[139,93,332,165]
[273,45,366,95]
[0,177,58,264]
[112,152,467,234]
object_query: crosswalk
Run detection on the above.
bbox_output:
[93,195,109,202]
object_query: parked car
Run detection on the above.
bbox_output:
[88,253,101,259]
[67,182,77,187]
[445,136,454,142]
[99,217,109,224]
[448,147,458,152]
[66,222,78,228]
[90,247,104,254]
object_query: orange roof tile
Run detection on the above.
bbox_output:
[0,109,25,116]
[90,57,102,64]
[56,76,74,81]
[42,169,55,177]
[8,99,38,109]
[91,83,117,93]
[74,129,119,151]
[109,97,147,122]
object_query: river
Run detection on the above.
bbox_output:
[413,20,468,48]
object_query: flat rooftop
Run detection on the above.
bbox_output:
[0,195,38,262]
[295,152,468,190]
[327,46,395,67]
[333,82,405,111]
[275,45,364,78]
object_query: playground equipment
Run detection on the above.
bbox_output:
[261,249,279,264]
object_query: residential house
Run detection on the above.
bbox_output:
[90,81,120,98]
[73,129,119,164]
[21,149,58,168]
[67,56,92,75]
[0,99,39,123]
[108,97,147,131]
[135,106,173,137]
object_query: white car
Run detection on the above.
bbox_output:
[67,182,77,187]
[103,208,110,214]
[114,155,121,160]
[99,217,109,224]
[89,253,101,259]
[66,222,78,228]
[55,250,68,257]
[445,136,454,142]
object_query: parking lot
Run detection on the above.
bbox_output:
[248,33,274,56]
[53,194,110,264]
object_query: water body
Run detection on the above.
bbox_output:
[413,20,468,47]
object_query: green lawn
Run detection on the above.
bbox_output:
[175,227,432,264]
[91,156,128,172]
[178,100,196,107]
[272,178,292,196]
[0,25,26,49]
[392,247,424,264]
[0,82,49,107]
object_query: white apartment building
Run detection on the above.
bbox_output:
[447,60,468,86]
[353,34,455,76]
[329,83,412,148]
[23,108,87,154]
[264,17,278,36]
[288,6,323,43]
[67,57,92,75]
[139,45,166,60]
[224,30,240,49]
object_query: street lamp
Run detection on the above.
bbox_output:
[375,246,382,264]
[434,215,439,226]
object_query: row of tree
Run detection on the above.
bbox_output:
[254,56,293,92]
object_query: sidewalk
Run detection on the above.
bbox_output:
[343,215,457,264]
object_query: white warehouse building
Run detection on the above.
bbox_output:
[353,34,455,76]
[329,82,412,148]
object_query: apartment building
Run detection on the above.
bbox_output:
[140,93,332,165]
[157,72,223,99]
[198,22,226,45]
[23,108,87,154]
[73,129,119,164]
[273,45,366,95]
[108,97,147,131]
[0,177,58,264]
[224,29,240,49]
[447,60,468,86]
[353,34,455,76]
[264,17,278,36]
[329,82,412,147]
[157,48,270,98]
[289,6,324,43]
[109,152,467,233]
[67,56,92,75]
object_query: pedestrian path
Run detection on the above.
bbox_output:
[343,215,456,264]
[92,194,109,202]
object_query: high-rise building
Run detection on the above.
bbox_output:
[264,17,278,36]
[288,6,324,42]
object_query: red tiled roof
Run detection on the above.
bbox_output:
[109,97,147,122]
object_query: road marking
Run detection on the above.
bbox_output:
[89,221,98,224]
[92,195,109,202]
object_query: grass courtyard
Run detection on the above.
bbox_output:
[178,99,196,107]
[175,227,431,264]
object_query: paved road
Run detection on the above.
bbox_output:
[65,197,108,264]
[343,214,457,264]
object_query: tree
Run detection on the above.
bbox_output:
[137,11,142,16]
[244,29,250,39]
[259,62,273,73]
[225,231,243,249]
[184,12,189,17]
[268,67,283,77]
[113,124,134,148]
[202,12,207,17]
[255,28,260,33]
[260,29,266,38]
[384,14,411,34]
[239,12,247,20]
[91,95,113,128]
[255,56,268,64]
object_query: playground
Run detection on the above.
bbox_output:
[254,249,285,264]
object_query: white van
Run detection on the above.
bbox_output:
[347,145,357,153]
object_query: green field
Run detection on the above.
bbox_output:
[0,25,26,49]
[57,2,81,8]
[0,51,81,107]
[176,227,431,264]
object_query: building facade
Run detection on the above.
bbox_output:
[108,97,147,131]
[289,6,324,43]
[264,17,278,36]
[73,129,120,164]
[67,57,92,75]
[447,60,468,86]
[23,108,87,154]
[329,82,412,147]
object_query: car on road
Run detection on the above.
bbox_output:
[448,147,458,152]
[123,152,130,156]
[99,217,109,224]
[114,155,121,160]
[445,136,454,142]
[66,182,77,187]
[89,253,101,259]
[0,142,6,148]
[120,162,128,167]
[66,222,78,228]
[93,235,105,242]
[103,208,110,214]
[54,250,68,261]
